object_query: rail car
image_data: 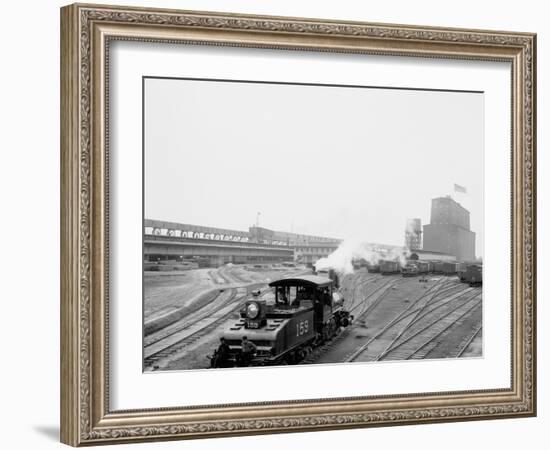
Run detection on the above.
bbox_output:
[457,262,468,282]
[380,260,400,275]
[352,258,368,270]
[401,263,419,277]
[432,261,445,274]
[464,264,483,285]
[415,261,431,274]
[209,274,353,368]
[442,262,458,275]
[366,262,380,273]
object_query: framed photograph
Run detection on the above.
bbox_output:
[60,3,536,446]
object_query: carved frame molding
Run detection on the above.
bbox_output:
[60,3,536,446]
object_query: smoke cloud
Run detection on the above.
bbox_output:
[315,240,410,275]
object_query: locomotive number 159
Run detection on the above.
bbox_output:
[296,320,309,336]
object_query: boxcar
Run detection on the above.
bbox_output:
[380,260,400,275]
[416,261,430,274]
[464,264,483,285]
[442,262,458,275]
[457,262,468,282]
[366,263,380,273]
[401,263,419,277]
[432,261,445,274]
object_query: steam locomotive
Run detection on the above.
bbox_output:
[209,273,353,368]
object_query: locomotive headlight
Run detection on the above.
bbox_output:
[246,302,260,319]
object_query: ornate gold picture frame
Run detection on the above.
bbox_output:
[60,3,536,446]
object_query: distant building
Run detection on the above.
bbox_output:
[422,196,476,261]
[293,243,340,265]
[405,218,422,250]
[248,226,341,265]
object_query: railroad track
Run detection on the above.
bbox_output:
[381,292,482,360]
[350,275,454,322]
[144,288,238,348]
[349,277,403,319]
[388,286,475,334]
[301,276,399,365]
[208,269,226,285]
[349,274,383,308]
[340,273,369,310]
[144,284,266,370]
[344,277,459,362]
[365,287,481,361]
[455,323,483,358]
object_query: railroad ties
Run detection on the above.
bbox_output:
[144,266,311,371]
[145,268,482,370]
[343,275,482,363]
[303,271,482,365]
[144,284,262,370]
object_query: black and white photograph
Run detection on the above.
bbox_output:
[143,77,484,372]
[0,0,542,447]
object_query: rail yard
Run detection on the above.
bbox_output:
[143,264,482,371]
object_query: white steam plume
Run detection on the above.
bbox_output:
[405,220,415,234]
[315,240,410,275]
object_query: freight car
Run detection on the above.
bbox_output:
[366,262,380,273]
[432,261,445,274]
[464,264,483,285]
[401,263,419,277]
[380,260,400,275]
[457,262,468,282]
[442,262,458,275]
[352,258,368,270]
[209,274,353,368]
[415,261,431,274]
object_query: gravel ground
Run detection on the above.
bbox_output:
[146,268,483,372]
[144,269,214,319]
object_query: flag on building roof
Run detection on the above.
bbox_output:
[454,183,467,194]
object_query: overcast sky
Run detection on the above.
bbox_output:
[144,78,484,256]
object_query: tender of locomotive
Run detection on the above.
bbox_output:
[210,275,353,368]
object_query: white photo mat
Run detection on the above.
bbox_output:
[109,41,511,410]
